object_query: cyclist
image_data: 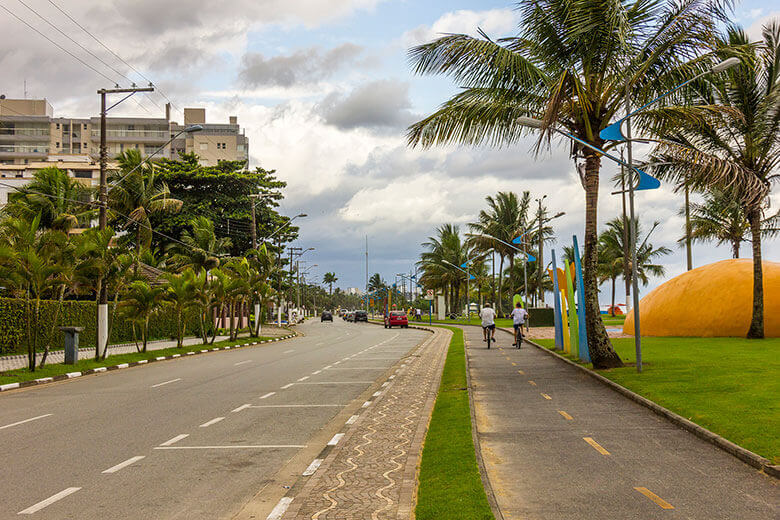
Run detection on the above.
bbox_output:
[479,303,496,344]
[510,301,529,348]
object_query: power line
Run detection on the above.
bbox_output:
[0,4,118,85]
[15,0,134,85]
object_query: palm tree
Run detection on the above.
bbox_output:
[323,272,338,295]
[652,23,780,338]
[368,273,385,293]
[109,149,182,256]
[407,0,724,367]
[683,189,779,260]
[467,191,531,315]
[4,167,92,233]
[191,269,213,344]
[119,280,164,353]
[418,224,469,315]
[168,216,231,272]
[162,269,197,348]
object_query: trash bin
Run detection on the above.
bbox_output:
[60,326,84,365]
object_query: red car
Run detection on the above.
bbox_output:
[384,311,408,328]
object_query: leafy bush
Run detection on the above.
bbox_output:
[0,297,208,354]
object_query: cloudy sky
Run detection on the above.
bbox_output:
[1,0,778,304]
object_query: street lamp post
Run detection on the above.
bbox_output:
[265,214,307,325]
[248,193,276,250]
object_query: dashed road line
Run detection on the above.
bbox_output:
[280,383,294,389]
[634,487,674,509]
[232,404,252,413]
[583,437,610,455]
[156,445,305,450]
[102,455,145,474]
[151,378,181,388]
[312,370,322,375]
[303,458,323,476]
[234,360,253,366]
[346,415,359,425]
[0,414,52,431]
[18,487,81,515]
[266,496,294,520]
[558,410,573,420]
[295,381,373,385]
[199,417,225,428]
[328,433,344,446]
[541,393,552,400]
[260,392,276,399]
[297,376,310,382]
[160,434,189,446]
[528,380,537,386]
[284,349,295,354]
[250,404,344,408]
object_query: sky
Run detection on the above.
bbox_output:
[1,0,778,304]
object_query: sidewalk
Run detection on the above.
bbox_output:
[280,327,450,519]
[0,325,290,372]
[461,325,778,519]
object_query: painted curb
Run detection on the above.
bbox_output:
[0,330,300,394]
[519,332,778,480]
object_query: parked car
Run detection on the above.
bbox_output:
[384,311,408,328]
[345,311,355,322]
[354,310,367,322]
[321,311,333,322]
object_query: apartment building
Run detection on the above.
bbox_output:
[0,97,249,167]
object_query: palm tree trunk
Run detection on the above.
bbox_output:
[102,294,120,360]
[746,207,764,339]
[583,153,622,368]
[142,318,148,353]
[732,240,740,259]
[497,255,505,316]
[610,276,616,317]
[177,307,183,348]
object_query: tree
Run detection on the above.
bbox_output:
[4,167,92,233]
[407,0,723,367]
[368,273,386,293]
[323,272,338,295]
[168,216,231,272]
[652,23,780,338]
[683,189,779,259]
[119,280,164,353]
[418,224,470,315]
[109,149,182,256]
[162,269,197,348]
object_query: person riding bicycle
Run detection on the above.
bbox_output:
[510,301,529,347]
[479,303,496,343]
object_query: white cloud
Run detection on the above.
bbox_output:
[745,12,780,41]
[402,8,519,47]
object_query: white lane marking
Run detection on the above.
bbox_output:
[232,404,252,413]
[297,376,310,382]
[312,370,322,375]
[199,417,225,428]
[303,458,323,476]
[372,391,382,397]
[333,361,341,365]
[156,445,305,450]
[266,497,293,520]
[326,367,386,370]
[323,365,333,370]
[295,381,373,385]
[234,360,252,366]
[316,342,324,346]
[346,415,359,425]
[328,433,344,446]
[250,404,344,408]
[283,349,295,354]
[260,392,276,399]
[151,378,181,388]
[389,375,395,379]
[18,487,81,515]
[362,401,371,408]
[381,382,389,387]
[0,414,52,431]
[280,383,294,390]
[160,434,189,446]
[102,455,145,474]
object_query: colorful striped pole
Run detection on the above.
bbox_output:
[564,261,578,357]
[572,236,590,363]
[550,250,563,350]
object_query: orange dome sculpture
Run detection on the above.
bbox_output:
[623,259,780,337]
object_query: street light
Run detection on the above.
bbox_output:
[596,56,740,373]
[249,192,278,250]
[441,259,476,316]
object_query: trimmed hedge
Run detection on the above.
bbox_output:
[0,297,207,355]
[529,307,555,327]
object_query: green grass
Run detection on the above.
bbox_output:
[423,317,514,328]
[0,335,275,385]
[601,314,627,326]
[535,336,780,464]
[416,326,495,520]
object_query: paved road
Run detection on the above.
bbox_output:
[463,326,778,520]
[0,319,427,519]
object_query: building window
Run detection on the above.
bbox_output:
[56,142,60,149]
[56,123,60,130]
[74,170,92,179]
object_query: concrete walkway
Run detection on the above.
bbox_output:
[461,326,778,519]
[0,325,290,372]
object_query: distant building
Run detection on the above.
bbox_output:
[346,287,364,296]
[0,96,249,204]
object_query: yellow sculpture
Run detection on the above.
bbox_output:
[623,259,780,337]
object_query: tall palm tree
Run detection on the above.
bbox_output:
[323,272,338,295]
[407,0,725,367]
[652,22,780,338]
[162,269,197,348]
[168,216,231,272]
[5,167,92,233]
[119,280,164,353]
[418,224,470,315]
[368,273,385,293]
[467,191,531,315]
[683,189,780,260]
[109,149,182,255]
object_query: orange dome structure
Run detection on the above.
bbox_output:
[623,259,780,337]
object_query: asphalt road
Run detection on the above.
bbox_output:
[0,319,427,519]
[464,326,779,519]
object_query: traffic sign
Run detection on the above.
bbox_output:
[426,289,434,300]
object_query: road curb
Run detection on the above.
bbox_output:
[519,332,778,480]
[0,330,300,394]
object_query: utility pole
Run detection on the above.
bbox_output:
[96,85,153,359]
[625,87,643,373]
[537,195,546,306]
[250,203,257,250]
[685,183,693,270]
[365,236,369,315]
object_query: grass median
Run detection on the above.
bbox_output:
[536,336,780,464]
[416,325,494,520]
[0,335,276,385]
